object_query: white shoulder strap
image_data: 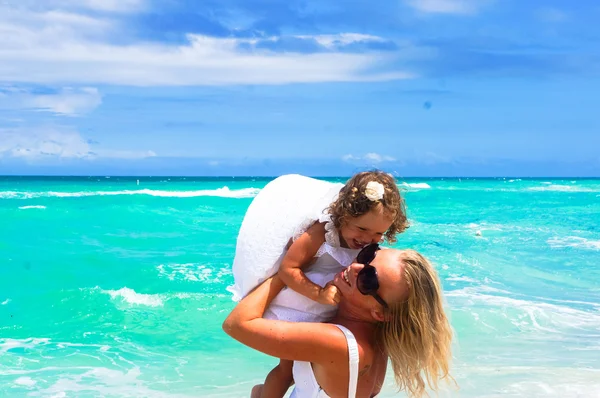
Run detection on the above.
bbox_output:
[335,325,359,398]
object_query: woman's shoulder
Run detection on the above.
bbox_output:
[355,329,376,371]
[331,323,376,371]
[313,324,379,397]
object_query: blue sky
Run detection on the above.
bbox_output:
[0,0,598,176]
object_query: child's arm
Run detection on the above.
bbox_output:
[278,222,340,306]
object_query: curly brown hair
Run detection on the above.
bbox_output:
[327,170,409,243]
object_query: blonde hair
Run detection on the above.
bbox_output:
[378,250,454,397]
[327,170,409,243]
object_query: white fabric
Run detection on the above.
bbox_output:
[263,252,352,322]
[318,212,340,248]
[227,174,358,303]
[290,324,360,398]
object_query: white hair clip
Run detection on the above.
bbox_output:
[364,181,384,201]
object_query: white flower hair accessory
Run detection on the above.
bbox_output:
[364,181,384,201]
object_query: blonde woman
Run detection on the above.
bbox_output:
[223,244,454,397]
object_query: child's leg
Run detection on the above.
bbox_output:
[260,359,294,398]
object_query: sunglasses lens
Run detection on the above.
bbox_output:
[357,243,378,264]
[357,266,379,295]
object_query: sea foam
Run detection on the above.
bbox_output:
[547,236,600,251]
[0,187,260,200]
[447,287,600,333]
[13,377,36,387]
[103,288,164,307]
[402,182,431,189]
[156,263,231,283]
[527,185,595,192]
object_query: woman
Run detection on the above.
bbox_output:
[223,244,454,397]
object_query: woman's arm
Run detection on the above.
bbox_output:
[222,275,347,365]
[278,222,339,305]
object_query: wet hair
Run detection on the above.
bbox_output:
[327,170,409,243]
[379,250,455,397]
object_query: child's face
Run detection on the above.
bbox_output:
[339,208,393,250]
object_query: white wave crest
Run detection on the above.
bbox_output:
[103,288,164,307]
[447,287,600,333]
[547,236,600,251]
[0,187,260,200]
[94,287,221,309]
[18,205,47,209]
[14,377,36,387]
[31,366,192,398]
[446,275,479,283]
[0,338,51,354]
[465,222,504,232]
[402,182,431,189]
[452,365,600,398]
[500,378,600,398]
[528,185,595,192]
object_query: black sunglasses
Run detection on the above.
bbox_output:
[356,243,388,309]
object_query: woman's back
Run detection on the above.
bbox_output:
[292,323,387,397]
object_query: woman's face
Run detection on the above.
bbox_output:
[333,248,409,311]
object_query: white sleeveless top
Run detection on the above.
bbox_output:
[291,325,360,398]
[227,174,360,323]
[263,251,356,322]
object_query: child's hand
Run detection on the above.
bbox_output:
[317,283,341,306]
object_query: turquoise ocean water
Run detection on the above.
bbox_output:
[1,176,599,397]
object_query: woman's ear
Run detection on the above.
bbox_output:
[370,308,386,323]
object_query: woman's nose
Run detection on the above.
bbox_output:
[350,262,365,271]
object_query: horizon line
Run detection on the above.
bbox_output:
[1,175,599,179]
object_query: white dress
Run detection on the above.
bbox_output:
[227,174,360,322]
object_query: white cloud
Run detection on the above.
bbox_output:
[295,33,386,49]
[74,0,144,13]
[365,153,396,162]
[342,153,396,163]
[0,6,113,50]
[406,0,488,15]
[0,128,156,160]
[16,0,145,14]
[0,128,92,159]
[0,87,102,116]
[0,4,414,86]
[40,10,110,27]
[99,149,157,160]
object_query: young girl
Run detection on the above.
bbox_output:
[227,171,409,398]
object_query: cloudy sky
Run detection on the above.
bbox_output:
[1,0,598,176]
